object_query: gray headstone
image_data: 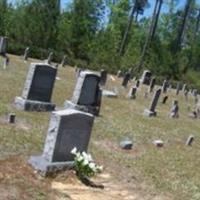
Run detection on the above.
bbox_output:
[149,77,156,93]
[28,109,94,176]
[15,63,57,111]
[47,52,54,64]
[117,70,122,78]
[162,80,168,93]
[140,70,152,85]
[100,69,107,86]
[182,84,187,92]
[120,139,133,150]
[24,47,30,61]
[176,83,181,95]
[102,90,118,98]
[65,71,101,115]
[186,135,194,146]
[127,86,137,99]
[170,100,179,118]
[0,37,7,55]
[144,88,161,117]
[61,55,67,67]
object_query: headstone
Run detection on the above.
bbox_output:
[117,70,122,78]
[15,63,57,111]
[153,140,164,147]
[8,113,16,124]
[170,100,179,118]
[182,84,187,92]
[193,89,198,104]
[120,138,133,150]
[186,135,194,146]
[28,109,94,176]
[23,47,30,61]
[0,37,7,55]
[176,82,181,95]
[140,70,152,85]
[3,56,9,69]
[127,86,137,99]
[61,55,67,67]
[47,52,54,64]
[64,71,101,116]
[122,72,131,88]
[162,80,168,93]
[184,89,188,101]
[149,77,156,93]
[162,95,168,104]
[100,69,107,86]
[102,90,118,98]
[144,88,161,117]
[136,80,140,88]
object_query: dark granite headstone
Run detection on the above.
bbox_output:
[100,69,107,86]
[122,72,130,88]
[162,80,168,93]
[162,95,168,104]
[140,70,152,85]
[28,109,94,176]
[15,63,57,111]
[149,77,156,93]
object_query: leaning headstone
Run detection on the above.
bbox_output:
[46,52,54,64]
[144,88,161,117]
[186,135,194,146]
[28,109,94,176]
[64,71,101,116]
[100,69,107,86]
[140,70,152,85]
[170,100,179,118]
[15,63,57,111]
[176,82,181,95]
[149,77,156,93]
[0,36,7,55]
[127,86,137,99]
[23,47,30,61]
[61,55,67,67]
[122,72,131,88]
[162,80,168,93]
[162,95,168,104]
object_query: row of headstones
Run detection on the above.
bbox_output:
[11,61,107,176]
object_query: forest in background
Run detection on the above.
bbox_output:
[1,0,200,87]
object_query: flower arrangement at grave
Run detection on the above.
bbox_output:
[71,147,104,188]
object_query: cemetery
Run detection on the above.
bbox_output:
[0,53,200,200]
[1,1,200,200]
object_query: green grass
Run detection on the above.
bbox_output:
[0,54,200,199]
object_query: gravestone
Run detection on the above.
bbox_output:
[162,95,168,104]
[162,80,168,93]
[136,80,140,88]
[182,84,187,92]
[149,77,156,93]
[144,88,161,117]
[0,36,7,55]
[122,72,131,88]
[100,69,107,86]
[184,89,188,101]
[186,135,194,146]
[28,109,94,176]
[15,63,57,111]
[23,47,30,61]
[170,100,179,118]
[47,52,54,64]
[127,86,137,99]
[64,71,101,116]
[61,55,67,67]
[176,82,181,95]
[117,70,122,78]
[140,70,152,85]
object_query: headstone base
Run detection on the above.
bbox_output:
[143,109,157,117]
[28,155,74,176]
[14,96,55,111]
[64,100,99,116]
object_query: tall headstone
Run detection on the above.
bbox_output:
[61,55,67,67]
[149,77,156,93]
[100,69,107,86]
[15,63,57,111]
[127,86,137,99]
[140,70,152,85]
[47,52,54,64]
[28,109,94,176]
[23,47,30,61]
[144,88,161,117]
[176,82,181,95]
[0,37,7,55]
[162,80,168,93]
[170,100,179,118]
[122,72,131,88]
[64,71,101,116]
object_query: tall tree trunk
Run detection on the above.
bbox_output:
[136,0,159,72]
[150,0,163,41]
[118,1,137,56]
[174,0,194,53]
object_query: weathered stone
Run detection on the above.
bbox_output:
[149,77,156,93]
[140,70,152,85]
[8,113,16,124]
[186,135,194,146]
[122,72,131,88]
[170,100,179,118]
[127,86,137,99]
[162,95,168,104]
[28,109,94,176]
[153,140,164,147]
[23,47,30,61]
[102,90,118,98]
[47,52,54,64]
[100,69,107,86]
[61,55,67,67]
[120,139,133,150]
[162,80,168,93]
[176,83,182,95]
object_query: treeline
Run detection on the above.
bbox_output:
[1,0,200,86]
